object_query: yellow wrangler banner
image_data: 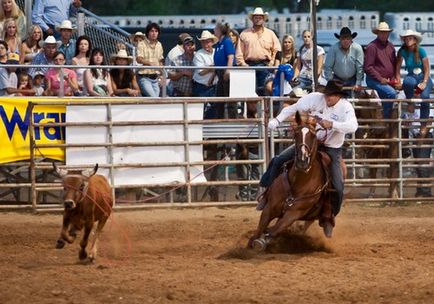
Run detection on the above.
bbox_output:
[0,98,66,164]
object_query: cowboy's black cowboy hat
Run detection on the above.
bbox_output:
[334,27,358,39]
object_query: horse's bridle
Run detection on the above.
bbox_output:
[295,126,317,173]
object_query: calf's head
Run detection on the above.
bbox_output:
[54,163,99,210]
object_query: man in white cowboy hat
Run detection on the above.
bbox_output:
[236,7,281,95]
[32,0,81,39]
[29,36,58,78]
[109,49,140,97]
[324,27,364,91]
[258,80,358,237]
[192,31,218,104]
[364,22,399,119]
[57,20,76,65]
[136,22,164,97]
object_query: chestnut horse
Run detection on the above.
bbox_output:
[249,111,338,251]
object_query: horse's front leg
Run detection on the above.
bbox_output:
[248,204,276,248]
[252,209,302,251]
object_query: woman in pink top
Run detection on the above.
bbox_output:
[45,51,79,96]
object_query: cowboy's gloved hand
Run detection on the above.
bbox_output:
[268,118,280,130]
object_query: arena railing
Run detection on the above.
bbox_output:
[1,63,434,209]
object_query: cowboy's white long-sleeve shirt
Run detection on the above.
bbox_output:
[275,92,358,148]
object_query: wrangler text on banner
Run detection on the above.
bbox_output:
[0,98,65,164]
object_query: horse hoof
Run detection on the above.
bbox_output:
[252,238,267,252]
[323,222,333,238]
[56,239,65,249]
[79,250,88,260]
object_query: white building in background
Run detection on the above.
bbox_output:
[101,10,434,46]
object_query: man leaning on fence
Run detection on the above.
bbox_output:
[235,7,281,95]
[364,22,399,119]
[324,27,364,92]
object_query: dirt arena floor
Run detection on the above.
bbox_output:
[1,202,434,304]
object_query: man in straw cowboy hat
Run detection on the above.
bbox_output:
[193,30,219,115]
[257,80,358,237]
[57,20,76,64]
[29,35,59,78]
[364,22,399,119]
[236,7,281,95]
[324,27,364,92]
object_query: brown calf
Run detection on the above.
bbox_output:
[54,163,113,262]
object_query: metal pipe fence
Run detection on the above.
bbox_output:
[1,61,434,209]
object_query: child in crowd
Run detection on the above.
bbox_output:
[16,72,33,96]
[32,71,45,96]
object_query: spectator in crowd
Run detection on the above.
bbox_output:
[130,31,145,48]
[56,19,76,64]
[16,72,33,96]
[214,22,236,117]
[168,35,195,97]
[364,22,399,119]
[29,35,58,77]
[236,7,281,95]
[83,48,113,96]
[0,39,7,63]
[20,25,43,64]
[165,32,190,96]
[32,0,81,39]
[324,27,364,91]
[45,51,79,96]
[71,35,91,93]
[2,18,21,54]
[396,29,433,131]
[0,53,35,96]
[228,28,240,48]
[265,34,298,96]
[32,70,45,95]
[110,49,140,97]
[294,29,325,90]
[193,30,218,115]
[166,33,190,66]
[0,0,26,39]
[136,22,164,97]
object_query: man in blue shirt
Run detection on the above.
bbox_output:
[29,36,58,78]
[323,27,364,92]
[57,20,76,65]
[32,0,81,39]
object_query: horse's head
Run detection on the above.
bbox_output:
[293,111,318,172]
[54,163,98,210]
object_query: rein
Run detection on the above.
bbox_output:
[284,168,330,209]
